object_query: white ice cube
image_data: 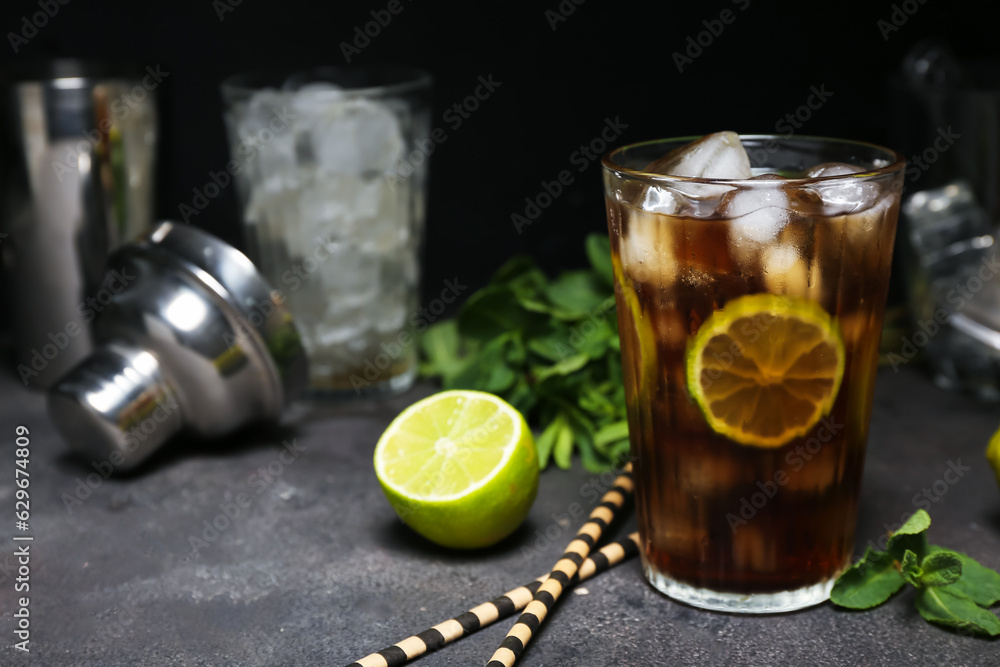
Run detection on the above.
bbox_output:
[244,173,307,255]
[236,90,287,141]
[238,90,297,179]
[313,311,372,347]
[314,243,380,308]
[725,188,790,244]
[839,194,892,248]
[297,172,381,242]
[640,131,751,214]
[372,290,408,334]
[641,184,681,214]
[731,524,778,573]
[295,95,404,174]
[619,210,678,287]
[762,243,818,298]
[289,81,342,96]
[806,162,878,215]
[358,175,408,252]
[647,131,752,180]
[805,162,864,178]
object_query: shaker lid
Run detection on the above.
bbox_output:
[49,221,308,471]
[117,221,308,408]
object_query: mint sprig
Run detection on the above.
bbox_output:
[831,510,1000,637]
[419,234,629,472]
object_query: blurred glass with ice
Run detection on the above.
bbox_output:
[221,67,431,397]
[899,181,1000,399]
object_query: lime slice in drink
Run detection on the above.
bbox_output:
[374,390,539,549]
[988,425,1000,491]
[686,294,845,448]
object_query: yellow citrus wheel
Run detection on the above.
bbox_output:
[686,294,845,448]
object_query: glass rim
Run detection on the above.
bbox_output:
[1,58,149,85]
[601,134,906,186]
[220,65,432,97]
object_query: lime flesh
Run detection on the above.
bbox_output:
[686,294,845,448]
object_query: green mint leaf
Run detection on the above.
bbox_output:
[481,364,517,394]
[491,255,543,288]
[919,551,963,588]
[585,233,614,287]
[505,377,536,415]
[885,510,930,562]
[553,420,574,470]
[829,511,999,638]
[901,550,923,587]
[527,331,579,362]
[579,385,619,420]
[446,336,516,393]
[915,586,1000,637]
[577,442,607,473]
[608,329,621,352]
[594,420,630,449]
[458,287,544,341]
[560,402,608,470]
[526,315,611,363]
[536,368,591,399]
[607,347,623,386]
[893,509,932,536]
[505,332,527,365]
[605,439,631,465]
[516,293,583,321]
[830,547,906,609]
[929,546,1000,606]
[534,416,563,470]
[419,320,464,379]
[574,305,616,352]
[532,354,591,383]
[543,271,609,316]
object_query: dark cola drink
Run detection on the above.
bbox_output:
[602,134,905,612]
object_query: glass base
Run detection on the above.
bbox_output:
[304,367,416,402]
[645,565,836,613]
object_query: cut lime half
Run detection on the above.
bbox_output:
[374,390,538,549]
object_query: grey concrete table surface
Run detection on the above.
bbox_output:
[0,366,997,666]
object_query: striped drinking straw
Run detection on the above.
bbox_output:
[486,462,634,667]
[344,531,640,667]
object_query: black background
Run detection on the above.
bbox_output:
[1,0,997,302]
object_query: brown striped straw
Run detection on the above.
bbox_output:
[486,462,634,667]
[344,531,640,667]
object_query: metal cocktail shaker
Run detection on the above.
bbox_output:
[0,60,159,388]
[48,222,309,471]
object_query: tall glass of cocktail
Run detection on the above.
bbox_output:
[602,133,905,612]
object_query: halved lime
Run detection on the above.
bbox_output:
[686,294,845,448]
[374,390,538,549]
